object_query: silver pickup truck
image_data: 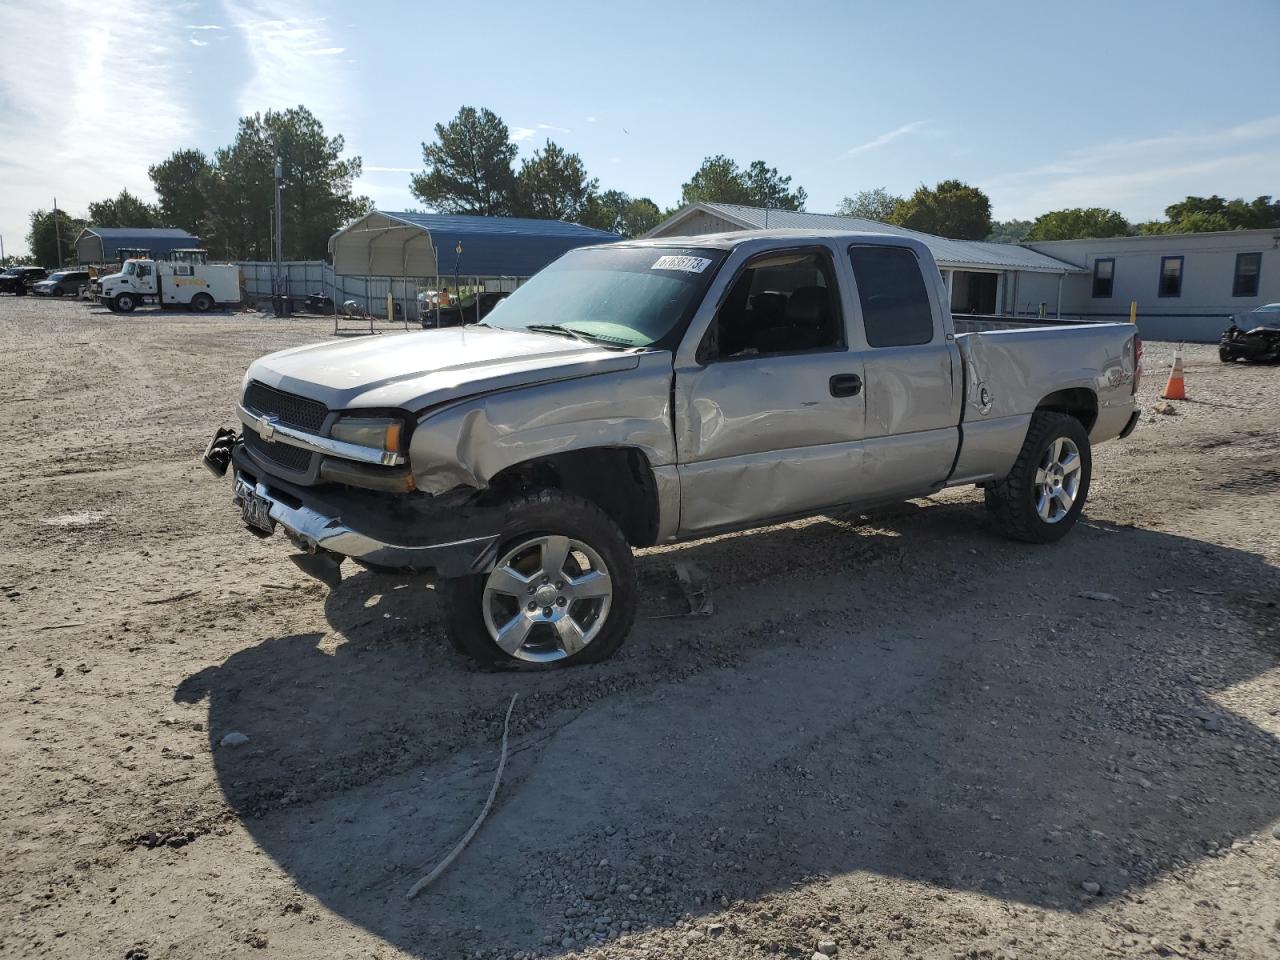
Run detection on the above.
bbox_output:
[205,230,1142,667]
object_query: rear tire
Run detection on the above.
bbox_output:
[190,292,215,313]
[985,411,1091,544]
[442,489,637,669]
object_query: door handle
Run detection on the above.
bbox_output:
[829,373,862,398]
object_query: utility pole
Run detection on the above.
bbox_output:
[272,155,286,315]
[53,197,63,268]
[0,234,6,267]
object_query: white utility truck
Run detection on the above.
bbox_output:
[97,249,241,313]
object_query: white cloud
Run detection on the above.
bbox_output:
[188,24,224,29]
[189,37,209,46]
[0,0,195,255]
[363,165,416,174]
[223,1,354,125]
[537,123,571,133]
[986,115,1280,220]
[586,116,598,123]
[841,120,929,159]
[510,127,535,142]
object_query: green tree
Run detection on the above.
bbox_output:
[836,187,901,221]
[1025,207,1131,241]
[411,106,518,216]
[213,106,369,260]
[86,189,161,228]
[742,160,806,210]
[1146,195,1280,234]
[986,219,1033,243]
[514,141,598,221]
[889,179,992,240]
[149,149,217,240]
[583,190,661,237]
[680,155,806,210]
[26,207,86,266]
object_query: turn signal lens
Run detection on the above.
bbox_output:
[330,417,405,452]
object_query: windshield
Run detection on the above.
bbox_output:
[483,245,726,348]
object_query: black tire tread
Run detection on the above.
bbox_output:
[985,411,1091,544]
[442,488,637,669]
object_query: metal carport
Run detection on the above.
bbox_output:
[328,211,622,279]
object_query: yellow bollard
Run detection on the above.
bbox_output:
[1129,300,1137,324]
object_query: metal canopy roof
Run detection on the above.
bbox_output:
[74,226,200,262]
[328,211,622,278]
[649,203,1085,274]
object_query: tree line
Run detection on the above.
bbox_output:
[18,100,1280,267]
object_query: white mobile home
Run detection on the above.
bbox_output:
[1027,230,1279,342]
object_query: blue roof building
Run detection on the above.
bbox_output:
[74,226,200,264]
[328,211,621,278]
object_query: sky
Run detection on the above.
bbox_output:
[0,0,1278,256]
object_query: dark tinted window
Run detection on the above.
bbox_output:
[1232,252,1261,298]
[1092,258,1114,298]
[1158,256,1183,298]
[848,245,935,347]
[710,250,841,358]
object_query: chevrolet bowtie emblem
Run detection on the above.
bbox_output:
[259,415,278,441]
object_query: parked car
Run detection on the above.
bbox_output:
[419,291,509,328]
[205,230,1142,668]
[33,269,91,297]
[0,267,49,294]
[1220,304,1280,363]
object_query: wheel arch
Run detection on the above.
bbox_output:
[486,446,662,548]
[1035,387,1098,432]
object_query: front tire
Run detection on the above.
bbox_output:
[443,489,637,668]
[985,411,1091,544]
[113,293,137,313]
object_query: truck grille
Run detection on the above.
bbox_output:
[243,428,312,472]
[243,380,328,432]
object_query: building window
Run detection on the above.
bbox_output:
[1232,252,1261,298]
[1091,258,1114,298]
[1158,256,1183,298]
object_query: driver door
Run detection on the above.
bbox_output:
[673,245,866,534]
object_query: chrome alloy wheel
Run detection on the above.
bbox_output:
[1035,436,1082,523]
[481,535,613,663]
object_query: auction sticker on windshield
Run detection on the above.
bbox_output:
[651,255,712,274]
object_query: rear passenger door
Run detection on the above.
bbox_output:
[847,244,962,500]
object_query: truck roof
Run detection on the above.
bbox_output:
[607,228,935,252]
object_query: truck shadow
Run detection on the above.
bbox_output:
[176,498,1280,955]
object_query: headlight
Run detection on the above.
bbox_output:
[329,416,405,453]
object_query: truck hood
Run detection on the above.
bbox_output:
[247,325,646,412]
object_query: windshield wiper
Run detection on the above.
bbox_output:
[525,323,600,346]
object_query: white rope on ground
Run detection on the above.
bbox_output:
[405,692,519,899]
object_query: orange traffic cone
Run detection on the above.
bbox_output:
[1162,345,1186,400]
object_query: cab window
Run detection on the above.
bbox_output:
[706,249,842,360]
[848,245,935,347]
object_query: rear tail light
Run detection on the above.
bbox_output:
[1133,334,1143,393]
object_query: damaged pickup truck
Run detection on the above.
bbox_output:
[205,230,1142,667]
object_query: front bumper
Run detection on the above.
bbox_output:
[230,448,499,578]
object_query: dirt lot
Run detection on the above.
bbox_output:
[2,295,1278,960]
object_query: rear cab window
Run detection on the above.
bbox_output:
[847,245,936,347]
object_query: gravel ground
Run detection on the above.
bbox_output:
[1,296,1278,960]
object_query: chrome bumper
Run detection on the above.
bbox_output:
[232,473,498,577]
